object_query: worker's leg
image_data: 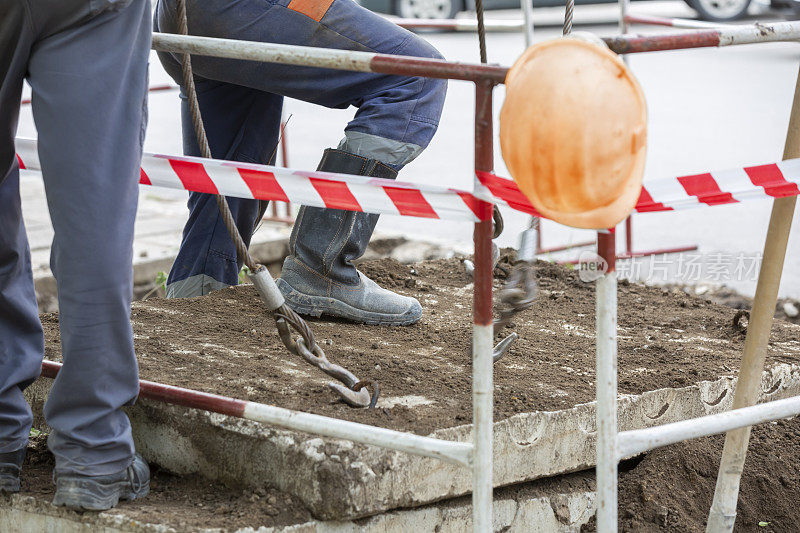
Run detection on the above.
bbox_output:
[155,0,446,322]
[165,81,283,297]
[27,0,151,476]
[0,1,41,472]
[156,0,445,163]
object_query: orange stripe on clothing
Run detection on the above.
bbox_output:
[287,0,335,21]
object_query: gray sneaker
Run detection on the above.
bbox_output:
[0,447,25,493]
[277,258,422,326]
[52,453,150,511]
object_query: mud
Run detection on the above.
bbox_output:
[40,256,800,436]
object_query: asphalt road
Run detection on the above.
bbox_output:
[16,0,800,298]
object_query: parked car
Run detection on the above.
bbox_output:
[359,0,755,24]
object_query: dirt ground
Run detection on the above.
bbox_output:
[24,256,800,531]
[669,283,800,326]
[40,255,800,435]
[14,433,313,530]
[580,415,800,533]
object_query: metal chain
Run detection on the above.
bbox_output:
[174,0,377,408]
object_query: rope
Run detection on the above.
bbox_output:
[563,0,574,35]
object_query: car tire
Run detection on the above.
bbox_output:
[395,0,460,19]
[685,0,751,21]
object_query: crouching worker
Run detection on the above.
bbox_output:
[155,0,447,326]
[0,0,151,510]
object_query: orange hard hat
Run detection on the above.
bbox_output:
[499,36,647,230]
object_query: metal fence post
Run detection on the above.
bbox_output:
[596,231,619,532]
[521,0,534,47]
[706,64,800,533]
[472,80,496,533]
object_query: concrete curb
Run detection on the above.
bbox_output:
[24,363,800,521]
[1,488,595,532]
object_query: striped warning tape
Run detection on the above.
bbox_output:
[475,163,800,216]
[15,137,800,222]
[14,138,485,222]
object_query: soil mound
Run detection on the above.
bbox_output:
[41,257,800,436]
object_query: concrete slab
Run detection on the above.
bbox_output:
[24,363,800,521]
[1,484,595,532]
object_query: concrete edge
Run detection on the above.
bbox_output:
[24,363,800,521]
[1,488,596,533]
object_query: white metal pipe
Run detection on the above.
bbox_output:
[671,19,730,30]
[153,32,377,72]
[40,359,473,467]
[714,21,800,45]
[521,1,534,47]
[625,14,731,30]
[618,0,630,35]
[618,0,631,66]
[595,272,619,533]
[392,18,527,32]
[472,324,494,532]
[618,394,800,460]
[242,401,474,467]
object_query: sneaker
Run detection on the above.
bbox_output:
[52,453,150,511]
[0,447,25,493]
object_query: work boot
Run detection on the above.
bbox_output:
[0,447,25,493]
[52,453,150,511]
[277,149,422,326]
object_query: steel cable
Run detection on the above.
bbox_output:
[173,0,377,407]
[563,0,574,35]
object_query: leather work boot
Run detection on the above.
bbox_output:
[52,453,150,511]
[0,447,25,493]
[277,149,422,326]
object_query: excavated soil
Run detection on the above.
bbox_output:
[581,415,800,532]
[41,256,800,436]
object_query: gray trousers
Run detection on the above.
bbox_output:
[0,0,150,475]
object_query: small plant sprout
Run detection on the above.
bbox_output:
[238,266,251,285]
[155,271,167,291]
[142,271,168,300]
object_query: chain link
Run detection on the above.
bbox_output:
[275,305,377,408]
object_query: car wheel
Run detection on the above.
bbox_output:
[396,0,460,19]
[686,0,751,21]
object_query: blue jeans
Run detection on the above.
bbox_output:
[0,0,150,475]
[154,0,446,295]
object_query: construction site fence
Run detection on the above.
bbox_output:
[17,21,800,533]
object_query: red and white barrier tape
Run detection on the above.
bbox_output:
[475,163,800,216]
[15,137,800,222]
[14,138,485,222]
